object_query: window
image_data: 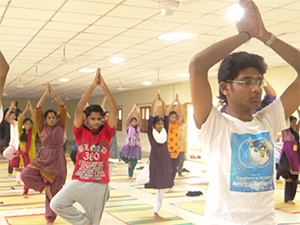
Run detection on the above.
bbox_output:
[116,108,122,131]
[140,106,150,133]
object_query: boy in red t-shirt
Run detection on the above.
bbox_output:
[50,68,117,225]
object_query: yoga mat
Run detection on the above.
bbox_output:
[172,200,206,216]
[172,196,300,216]
[275,181,286,190]
[275,196,300,214]
[5,213,70,225]
[190,182,209,190]
[0,192,45,210]
[109,189,136,202]
[0,181,24,191]
[110,175,138,182]
[132,185,188,198]
[105,203,193,225]
[0,163,9,169]
[0,171,14,178]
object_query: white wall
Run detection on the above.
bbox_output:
[1,65,298,155]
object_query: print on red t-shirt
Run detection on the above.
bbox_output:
[72,122,114,183]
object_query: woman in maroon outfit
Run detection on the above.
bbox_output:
[145,91,173,220]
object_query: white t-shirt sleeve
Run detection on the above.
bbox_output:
[196,106,227,148]
[255,98,289,142]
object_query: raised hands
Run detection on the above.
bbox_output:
[92,69,101,87]
[9,101,16,109]
[131,104,137,112]
[237,0,268,40]
[47,82,57,97]
[157,91,165,103]
[92,68,106,88]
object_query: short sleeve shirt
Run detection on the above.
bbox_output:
[197,99,288,225]
[72,121,115,183]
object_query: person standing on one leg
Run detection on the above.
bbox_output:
[166,94,184,192]
[146,91,173,220]
[120,104,142,180]
[10,100,36,198]
[21,83,68,225]
[189,0,300,224]
[50,68,117,225]
[3,102,19,178]
[278,109,300,205]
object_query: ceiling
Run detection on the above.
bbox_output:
[1,0,299,100]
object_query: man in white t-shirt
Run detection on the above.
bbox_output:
[189,0,300,224]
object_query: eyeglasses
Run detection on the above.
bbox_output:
[227,79,264,88]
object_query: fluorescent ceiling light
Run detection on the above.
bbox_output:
[109,57,124,63]
[59,78,69,82]
[78,68,97,73]
[157,32,198,41]
[142,81,152,85]
[177,73,190,77]
[226,5,243,21]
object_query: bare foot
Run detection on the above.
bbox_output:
[45,185,52,200]
[128,161,132,169]
[286,178,292,182]
[286,200,295,205]
[276,180,283,184]
[154,212,163,220]
[167,188,173,193]
[46,221,53,225]
[7,174,12,176]
[23,194,28,199]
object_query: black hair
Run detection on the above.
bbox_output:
[153,115,164,125]
[20,118,33,142]
[9,111,18,121]
[290,115,297,122]
[130,117,137,122]
[218,51,267,104]
[44,109,57,120]
[103,111,110,117]
[169,110,177,117]
[84,104,104,118]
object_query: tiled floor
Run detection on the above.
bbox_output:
[0,152,299,225]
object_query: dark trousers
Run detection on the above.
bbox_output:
[63,139,68,153]
[70,150,77,165]
[171,156,180,183]
[284,174,299,203]
[177,152,186,175]
[0,139,8,155]
[276,163,280,180]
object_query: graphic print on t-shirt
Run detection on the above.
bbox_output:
[73,138,109,182]
[230,132,274,192]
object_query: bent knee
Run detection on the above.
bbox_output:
[50,196,60,212]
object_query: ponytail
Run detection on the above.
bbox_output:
[20,128,28,142]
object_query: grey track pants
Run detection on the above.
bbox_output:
[50,180,109,225]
